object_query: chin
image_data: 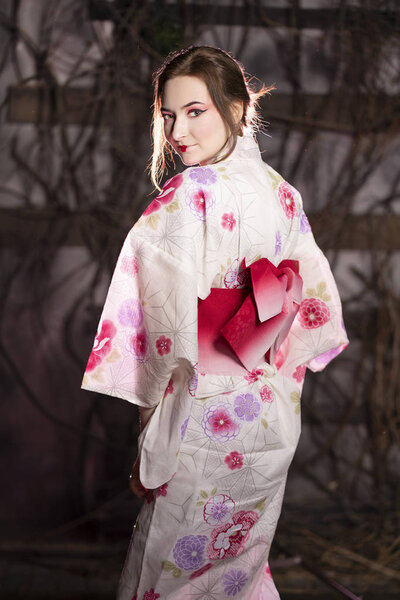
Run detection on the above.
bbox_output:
[181,157,200,166]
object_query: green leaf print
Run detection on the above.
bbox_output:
[253,498,267,511]
[196,501,205,506]
[267,168,284,190]
[261,418,268,429]
[161,561,182,578]
[200,490,208,499]
[165,200,179,213]
[162,560,175,572]
[306,281,331,302]
[211,487,218,496]
[146,214,160,230]
[291,391,301,415]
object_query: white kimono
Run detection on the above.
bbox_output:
[81,131,348,599]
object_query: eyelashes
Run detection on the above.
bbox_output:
[162,109,206,120]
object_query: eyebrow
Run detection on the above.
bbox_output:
[160,101,206,112]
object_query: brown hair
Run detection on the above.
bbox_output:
[147,45,274,191]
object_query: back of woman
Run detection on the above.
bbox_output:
[81,45,348,600]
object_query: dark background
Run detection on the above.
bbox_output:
[0,0,399,598]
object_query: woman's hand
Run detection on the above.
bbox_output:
[129,456,148,499]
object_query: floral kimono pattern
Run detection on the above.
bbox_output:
[81,132,349,599]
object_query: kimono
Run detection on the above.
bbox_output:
[81,131,349,599]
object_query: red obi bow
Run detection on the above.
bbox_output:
[198,257,303,375]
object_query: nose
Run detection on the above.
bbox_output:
[170,115,188,142]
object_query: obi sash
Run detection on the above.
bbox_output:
[198,257,303,375]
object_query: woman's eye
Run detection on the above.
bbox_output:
[162,113,173,120]
[189,109,204,117]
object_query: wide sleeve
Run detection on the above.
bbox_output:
[80,224,198,409]
[274,184,349,376]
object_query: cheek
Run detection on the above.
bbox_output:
[198,111,225,139]
[164,120,172,138]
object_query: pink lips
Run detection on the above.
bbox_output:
[179,145,188,152]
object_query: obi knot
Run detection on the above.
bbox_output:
[198,257,303,375]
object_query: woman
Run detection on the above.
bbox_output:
[81,46,349,599]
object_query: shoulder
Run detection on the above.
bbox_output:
[135,165,227,228]
[263,163,304,218]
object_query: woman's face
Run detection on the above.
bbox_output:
[161,75,231,166]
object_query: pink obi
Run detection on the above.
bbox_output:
[198,257,303,375]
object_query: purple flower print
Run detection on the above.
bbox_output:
[234,394,261,422]
[189,167,217,185]
[203,494,235,525]
[224,258,240,289]
[314,346,342,365]
[180,416,189,441]
[172,534,208,570]
[126,329,149,361]
[118,298,143,328]
[201,401,240,442]
[185,186,216,221]
[188,368,198,396]
[300,208,311,233]
[222,568,249,596]
[274,230,282,256]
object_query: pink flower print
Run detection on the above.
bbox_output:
[292,365,306,382]
[121,255,139,276]
[265,563,272,578]
[260,385,275,404]
[221,212,236,231]
[131,596,137,600]
[155,335,172,355]
[207,510,258,560]
[193,191,207,217]
[129,330,149,359]
[189,561,213,580]
[118,298,143,328]
[201,402,240,442]
[186,186,215,221]
[203,494,235,525]
[234,393,261,422]
[145,489,154,503]
[143,590,160,600]
[86,319,116,371]
[157,482,168,497]
[244,368,263,383]
[208,521,244,560]
[173,534,208,570]
[164,378,174,396]
[143,173,183,215]
[298,297,330,329]
[225,451,244,470]
[234,509,259,532]
[278,181,297,219]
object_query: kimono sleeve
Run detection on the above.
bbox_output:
[276,187,349,376]
[81,228,198,408]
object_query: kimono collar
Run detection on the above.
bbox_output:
[209,130,263,165]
